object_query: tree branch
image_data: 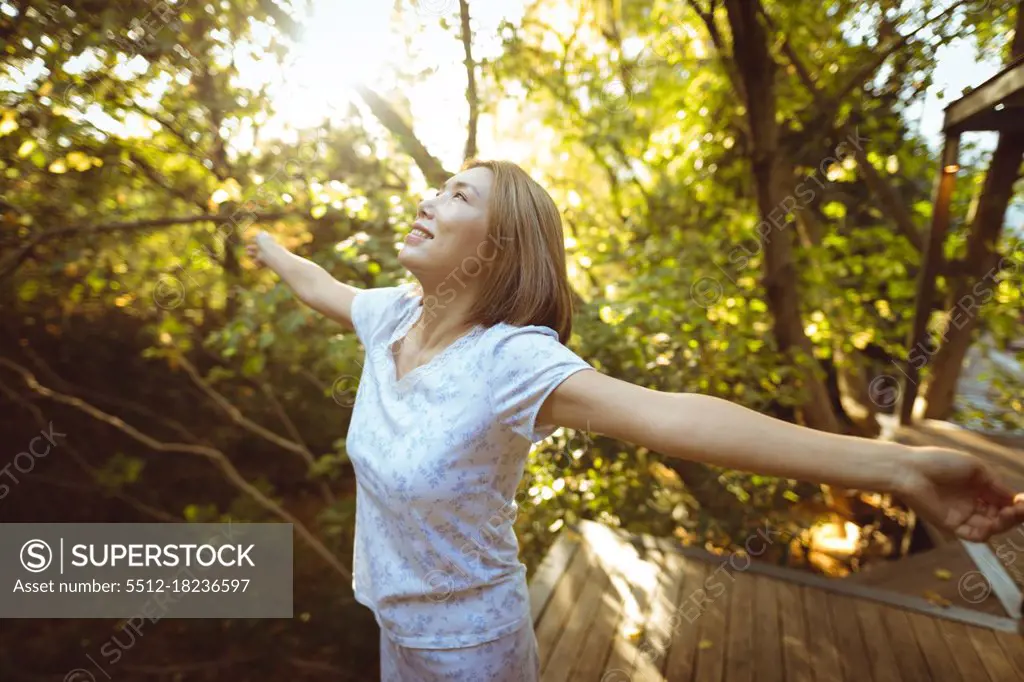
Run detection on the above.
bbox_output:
[0,377,181,522]
[758,4,926,252]
[0,211,294,281]
[176,353,335,504]
[123,101,204,160]
[176,354,315,462]
[0,357,353,582]
[126,151,207,212]
[832,0,974,103]
[686,0,747,102]
[20,344,206,445]
[354,85,450,187]
[459,0,479,161]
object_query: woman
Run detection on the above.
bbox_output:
[247,159,1024,681]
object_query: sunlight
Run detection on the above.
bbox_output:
[810,521,861,556]
[275,1,394,127]
[233,0,530,172]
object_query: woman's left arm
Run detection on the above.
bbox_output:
[539,370,1024,542]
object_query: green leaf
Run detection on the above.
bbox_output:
[242,353,265,376]
[18,279,39,302]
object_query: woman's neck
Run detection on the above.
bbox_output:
[410,283,481,351]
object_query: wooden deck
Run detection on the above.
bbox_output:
[873,416,1024,617]
[530,520,1024,682]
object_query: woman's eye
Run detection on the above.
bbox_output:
[455,192,466,201]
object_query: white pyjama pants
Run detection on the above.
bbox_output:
[379,621,540,681]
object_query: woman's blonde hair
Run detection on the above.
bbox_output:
[461,159,576,344]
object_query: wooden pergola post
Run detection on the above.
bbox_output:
[898,134,961,425]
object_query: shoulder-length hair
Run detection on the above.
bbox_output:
[458,159,577,345]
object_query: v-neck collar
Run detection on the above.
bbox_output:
[385,298,484,388]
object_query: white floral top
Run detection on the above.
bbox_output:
[346,283,594,648]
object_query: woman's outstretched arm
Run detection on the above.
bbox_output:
[246,230,360,328]
[540,369,1024,542]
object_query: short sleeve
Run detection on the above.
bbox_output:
[488,325,594,444]
[350,283,416,346]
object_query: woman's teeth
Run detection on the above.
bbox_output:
[411,227,432,239]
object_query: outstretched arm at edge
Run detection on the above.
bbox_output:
[540,369,1024,542]
[247,230,360,329]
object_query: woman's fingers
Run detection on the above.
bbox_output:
[980,477,1017,506]
[957,524,986,542]
[245,242,263,264]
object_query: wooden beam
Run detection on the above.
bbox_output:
[944,57,1024,133]
[899,134,960,425]
[961,540,1024,619]
[949,105,1024,133]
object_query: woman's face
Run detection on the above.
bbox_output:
[398,166,494,289]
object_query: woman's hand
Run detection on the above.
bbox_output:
[245,230,277,267]
[893,446,1024,542]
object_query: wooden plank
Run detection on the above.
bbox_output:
[542,559,613,682]
[993,629,1024,676]
[691,558,732,682]
[854,599,903,682]
[752,574,785,682]
[777,580,814,682]
[961,541,1023,618]
[723,570,756,682]
[936,619,996,682]
[530,530,582,624]
[663,560,708,682]
[536,537,596,672]
[966,624,1021,682]
[626,537,689,678]
[878,607,933,682]
[904,611,964,682]
[599,537,669,678]
[825,592,877,682]
[800,584,844,682]
[568,565,624,682]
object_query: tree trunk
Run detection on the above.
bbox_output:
[723,0,841,433]
[834,343,883,437]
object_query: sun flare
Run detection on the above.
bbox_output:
[268,1,394,128]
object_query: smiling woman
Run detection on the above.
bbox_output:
[245,154,1024,681]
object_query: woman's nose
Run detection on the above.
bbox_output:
[416,198,435,219]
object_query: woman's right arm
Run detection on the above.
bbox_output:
[246,230,360,330]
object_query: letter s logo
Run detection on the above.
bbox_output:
[20,539,53,573]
